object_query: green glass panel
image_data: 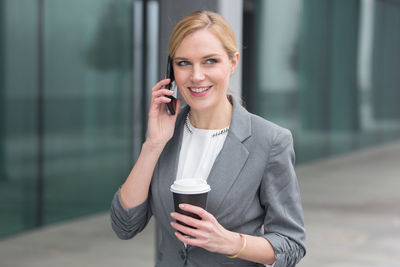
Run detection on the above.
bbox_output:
[371,1,400,121]
[42,0,133,224]
[0,0,39,237]
[248,0,400,164]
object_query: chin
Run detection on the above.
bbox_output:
[188,101,219,113]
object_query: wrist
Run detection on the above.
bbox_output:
[142,140,165,154]
[226,232,243,256]
[226,233,246,259]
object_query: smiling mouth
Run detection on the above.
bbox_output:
[189,86,212,93]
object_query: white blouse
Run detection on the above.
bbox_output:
[176,117,229,181]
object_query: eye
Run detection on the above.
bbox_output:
[176,60,191,67]
[205,58,218,64]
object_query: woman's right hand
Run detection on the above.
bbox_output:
[119,79,181,209]
[145,78,181,151]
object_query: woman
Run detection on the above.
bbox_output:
[111,10,306,267]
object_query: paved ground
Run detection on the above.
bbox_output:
[296,140,400,267]
[1,141,400,267]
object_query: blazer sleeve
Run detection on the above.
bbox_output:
[110,188,153,240]
[260,129,306,267]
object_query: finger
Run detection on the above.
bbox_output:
[170,221,200,238]
[174,230,195,245]
[151,88,174,99]
[150,92,174,111]
[178,204,213,221]
[170,212,203,229]
[152,79,171,92]
[174,230,206,247]
[152,95,173,105]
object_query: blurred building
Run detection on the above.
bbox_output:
[0,0,399,238]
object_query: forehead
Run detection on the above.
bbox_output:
[174,29,228,59]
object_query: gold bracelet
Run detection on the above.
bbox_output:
[226,233,247,259]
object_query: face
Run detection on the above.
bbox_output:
[173,29,238,113]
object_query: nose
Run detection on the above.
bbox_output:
[191,65,205,83]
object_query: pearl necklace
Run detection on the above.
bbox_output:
[185,114,229,138]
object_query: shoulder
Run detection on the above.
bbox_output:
[230,96,293,149]
[248,112,293,148]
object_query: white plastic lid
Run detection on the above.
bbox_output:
[170,179,211,194]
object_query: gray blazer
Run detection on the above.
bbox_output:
[111,97,306,267]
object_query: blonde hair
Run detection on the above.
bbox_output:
[168,10,237,59]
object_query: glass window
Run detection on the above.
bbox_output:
[42,0,134,224]
[0,0,39,237]
[0,0,159,238]
[243,0,400,164]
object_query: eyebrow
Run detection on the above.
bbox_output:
[174,53,222,61]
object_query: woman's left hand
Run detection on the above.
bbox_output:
[170,204,241,255]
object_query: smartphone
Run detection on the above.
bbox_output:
[165,56,177,115]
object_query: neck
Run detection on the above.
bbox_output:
[188,96,233,130]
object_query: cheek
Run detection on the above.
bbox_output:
[215,69,231,84]
[173,71,186,90]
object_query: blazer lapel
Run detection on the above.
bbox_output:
[206,97,252,217]
[206,135,249,216]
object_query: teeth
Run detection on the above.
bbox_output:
[190,87,209,93]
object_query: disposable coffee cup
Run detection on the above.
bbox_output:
[170,179,211,232]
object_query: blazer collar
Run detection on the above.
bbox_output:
[226,95,252,142]
[179,96,252,141]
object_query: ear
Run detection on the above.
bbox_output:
[230,52,240,75]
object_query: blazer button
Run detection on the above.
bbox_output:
[178,250,186,260]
